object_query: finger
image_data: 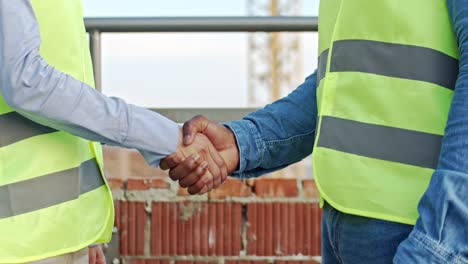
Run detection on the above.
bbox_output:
[204,142,228,189]
[88,247,96,264]
[160,154,183,170]
[183,115,209,145]
[203,154,220,192]
[207,143,228,179]
[168,154,201,181]
[199,185,209,195]
[187,173,210,195]
[179,161,209,188]
[195,173,213,193]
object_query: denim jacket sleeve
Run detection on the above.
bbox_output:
[224,72,318,179]
[394,1,468,263]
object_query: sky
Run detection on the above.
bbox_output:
[82,1,320,108]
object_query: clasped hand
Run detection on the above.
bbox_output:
[160,116,240,195]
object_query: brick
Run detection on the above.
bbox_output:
[265,203,273,256]
[128,260,145,264]
[170,203,178,255]
[120,202,129,255]
[193,204,201,255]
[232,203,243,255]
[150,202,242,257]
[161,203,170,255]
[288,203,296,255]
[114,201,121,230]
[224,203,232,256]
[280,203,289,255]
[246,203,257,255]
[129,202,136,254]
[216,203,224,255]
[117,201,147,256]
[208,203,216,255]
[201,203,209,255]
[151,203,162,256]
[185,204,194,254]
[227,261,268,264]
[302,180,319,199]
[257,203,266,255]
[147,261,170,264]
[208,179,252,199]
[127,178,170,190]
[304,203,313,255]
[107,178,124,190]
[296,203,304,254]
[136,203,146,255]
[254,179,299,198]
[312,203,322,256]
[273,203,281,255]
[177,203,186,255]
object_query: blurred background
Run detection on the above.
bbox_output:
[86,1,323,263]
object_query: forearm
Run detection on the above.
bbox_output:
[395,1,468,262]
[225,72,318,178]
[0,0,178,166]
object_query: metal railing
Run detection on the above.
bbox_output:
[85,16,318,122]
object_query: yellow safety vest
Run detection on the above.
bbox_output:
[313,0,459,225]
[0,0,114,262]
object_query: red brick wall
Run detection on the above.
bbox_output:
[104,147,322,264]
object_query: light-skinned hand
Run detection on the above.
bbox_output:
[160,128,228,195]
[161,116,240,194]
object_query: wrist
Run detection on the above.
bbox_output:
[224,125,240,174]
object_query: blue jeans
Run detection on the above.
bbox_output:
[322,202,413,264]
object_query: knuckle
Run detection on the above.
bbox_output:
[196,166,205,175]
[194,115,206,121]
[184,159,195,170]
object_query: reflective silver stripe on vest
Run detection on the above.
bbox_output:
[317,49,329,83]
[0,158,104,219]
[329,40,458,90]
[0,112,57,147]
[317,116,442,169]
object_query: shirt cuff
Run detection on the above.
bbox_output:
[223,119,265,178]
[125,105,180,167]
[394,230,465,264]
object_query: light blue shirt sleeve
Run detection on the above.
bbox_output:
[224,72,317,178]
[394,1,468,263]
[0,0,179,167]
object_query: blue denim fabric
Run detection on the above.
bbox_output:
[225,1,468,262]
[322,202,413,264]
[225,72,317,179]
[394,1,468,263]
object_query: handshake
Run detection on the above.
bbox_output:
[160,116,240,195]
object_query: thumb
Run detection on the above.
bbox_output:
[182,115,210,145]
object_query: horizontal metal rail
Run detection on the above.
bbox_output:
[86,16,317,98]
[85,16,318,33]
[150,108,257,123]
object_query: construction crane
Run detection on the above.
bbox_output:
[247,0,303,106]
